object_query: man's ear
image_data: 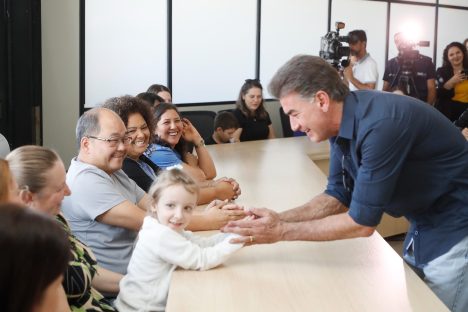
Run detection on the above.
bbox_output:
[315,91,331,113]
[215,127,223,133]
[81,136,90,153]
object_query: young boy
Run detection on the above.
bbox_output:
[206,111,239,145]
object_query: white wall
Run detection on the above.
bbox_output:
[40,1,468,166]
[41,0,80,166]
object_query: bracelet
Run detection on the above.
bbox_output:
[195,139,205,148]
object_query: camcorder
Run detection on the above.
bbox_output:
[319,22,350,70]
[397,39,430,75]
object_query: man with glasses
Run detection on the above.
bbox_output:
[62,107,153,279]
[224,55,468,311]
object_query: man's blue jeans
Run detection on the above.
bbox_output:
[404,235,468,312]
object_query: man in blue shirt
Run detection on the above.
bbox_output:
[223,55,468,311]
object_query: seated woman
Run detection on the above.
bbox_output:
[232,79,276,142]
[435,41,468,121]
[0,203,70,312]
[104,96,243,206]
[7,146,121,311]
[147,83,172,103]
[145,103,218,180]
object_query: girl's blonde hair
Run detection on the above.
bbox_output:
[0,159,14,203]
[148,168,200,213]
[147,168,199,215]
[6,145,61,193]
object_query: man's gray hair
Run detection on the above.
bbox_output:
[268,55,349,101]
[75,108,102,150]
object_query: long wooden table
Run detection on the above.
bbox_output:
[166,137,448,312]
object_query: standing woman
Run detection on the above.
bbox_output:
[232,79,275,142]
[435,41,468,121]
[7,146,120,312]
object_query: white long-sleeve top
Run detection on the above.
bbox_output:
[115,216,243,312]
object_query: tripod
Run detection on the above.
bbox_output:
[389,65,420,100]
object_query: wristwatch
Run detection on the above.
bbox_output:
[195,139,205,148]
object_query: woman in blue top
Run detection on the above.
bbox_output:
[232,79,276,142]
[144,103,242,204]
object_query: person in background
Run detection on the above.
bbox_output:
[224,55,468,312]
[435,41,468,121]
[342,29,378,91]
[137,92,164,108]
[104,95,245,207]
[147,83,172,103]
[464,38,468,52]
[0,159,20,204]
[115,169,243,312]
[7,145,119,311]
[232,79,276,142]
[206,111,239,145]
[0,203,71,312]
[383,32,436,105]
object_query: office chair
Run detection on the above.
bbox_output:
[180,110,217,141]
[279,107,294,138]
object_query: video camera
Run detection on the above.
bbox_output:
[319,22,350,70]
[397,39,430,73]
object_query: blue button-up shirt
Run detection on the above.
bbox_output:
[325,91,468,267]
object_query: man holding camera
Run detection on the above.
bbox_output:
[383,32,436,104]
[342,30,378,91]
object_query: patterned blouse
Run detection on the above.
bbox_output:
[56,214,115,312]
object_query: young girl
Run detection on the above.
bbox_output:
[115,169,244,311]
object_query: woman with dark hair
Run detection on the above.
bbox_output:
[7,146,119,312]
[232,79,276,142]
[147,83,172,103]
[0,203,71,312]
[105,97,243,207]
[435,41,468,121]
[103,95,161,192]
[137,92,164,108]
[146,102,217,181]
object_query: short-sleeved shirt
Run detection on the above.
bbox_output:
[383,54,436,102]
[324,91,468,267]
[233,108,272,142]
[349,53,379,91]
[144,143,182,169]
[61,158,146,274]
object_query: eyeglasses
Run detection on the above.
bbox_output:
[87,135,132,147]
[341,154,354,193]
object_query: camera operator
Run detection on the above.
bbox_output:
[382,32,436,105]
[342,30,378,91]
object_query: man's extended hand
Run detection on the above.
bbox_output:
[221,207,284,245]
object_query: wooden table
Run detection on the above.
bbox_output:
[166,137,448,312]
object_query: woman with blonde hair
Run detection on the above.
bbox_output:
[7,145,120,312]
